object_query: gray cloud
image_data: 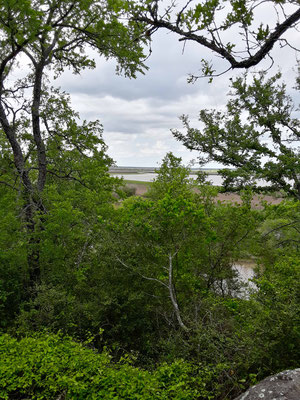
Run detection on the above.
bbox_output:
[54,20,300,167]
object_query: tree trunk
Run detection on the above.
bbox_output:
[32,63,47,193]
[168,253,189,331]
[0,70,46,292]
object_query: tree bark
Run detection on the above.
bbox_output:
[32,63,47,193]
[168,253,189,331]
[0,59,46,289]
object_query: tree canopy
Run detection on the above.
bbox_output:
[0,0,148,288]
[0,0,146,199]
[173,70,300,198]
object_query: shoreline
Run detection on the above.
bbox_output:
[109,168,220,175]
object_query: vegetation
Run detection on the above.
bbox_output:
[0,2,299,399]
[0,0,147,293]
[173,71,300,198]
[0,333,223,400]
[1,150,299,399]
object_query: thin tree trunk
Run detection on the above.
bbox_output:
[32,64,47,193]
[116,253,189,331]
[168,253,189,331]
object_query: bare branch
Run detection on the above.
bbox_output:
[115,256,169,288]
[262,221,300,238]
[46,169,91,189]
[116,252,189,331]
[176,0,193,27]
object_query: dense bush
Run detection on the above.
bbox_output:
[0,333,222,400]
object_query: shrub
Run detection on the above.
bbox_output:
[0,333,221,399]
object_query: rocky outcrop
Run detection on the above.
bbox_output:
[234,369,300,400]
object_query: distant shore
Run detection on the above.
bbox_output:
[109,166,220,175]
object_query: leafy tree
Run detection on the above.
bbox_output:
[0,86,119,301]
[173,71,300,198]
[237,255,300,376]
[114,192,207,332]
[131,0,300,79]
[110,154,258,336]
[258,200,300,266]
[0,0,146,288]
[147,152,194,200]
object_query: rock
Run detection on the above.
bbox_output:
[234,369,300,400]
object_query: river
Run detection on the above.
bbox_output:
[110,173,271,187]
[234,261,257,296]
[110,173,224,185]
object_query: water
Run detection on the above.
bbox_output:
[234,262,256,282]
[233,262,257,298]
[110,173,223,185]
[110,173,272,187]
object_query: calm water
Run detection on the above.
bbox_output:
[110,173,272,187]
[234,262,256,286]
[110,173,224,186]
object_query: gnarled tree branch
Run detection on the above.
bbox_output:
[134,3,300,74]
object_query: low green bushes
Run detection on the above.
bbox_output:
[0,333,220,400]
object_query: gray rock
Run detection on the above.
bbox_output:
[234,369,300,400]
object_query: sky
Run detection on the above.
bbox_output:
[55,3,300,168]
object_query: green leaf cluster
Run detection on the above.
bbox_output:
[0,333,220,400]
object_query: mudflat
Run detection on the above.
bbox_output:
[125,182,284,208]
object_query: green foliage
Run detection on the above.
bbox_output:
[148,152,194,200]
[0,0,147,78]
[0,333,221,400]
[1,2,299,399]
[257,200,300,266]
[0,187,27,329]
[0,0,148,293]
[173,71,300,199]
[0,80,120,298]
[121,184,137,198]
[107,154,259,346]
[1,146,299,400]
[246,256,300,372]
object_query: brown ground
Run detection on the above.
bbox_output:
[216,192,283,208]
[126,183,149,196]
[126,183,284,208]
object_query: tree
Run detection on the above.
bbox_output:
[173,71,300,199]
[0,183,26,328]
[147,151,194,200]
[0,0,146,288]
[243,255,300,373]
[131,0,300,79]
[109,155,206,332]
[110,154,258,336]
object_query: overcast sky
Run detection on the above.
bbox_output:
[55,6,300,168]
